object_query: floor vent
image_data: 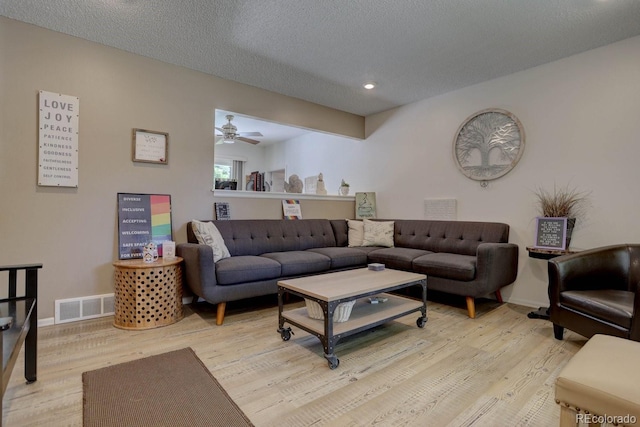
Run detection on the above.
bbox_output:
[55,294,115,324]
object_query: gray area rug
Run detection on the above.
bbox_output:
[82,347,254,427]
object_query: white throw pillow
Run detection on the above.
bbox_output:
[347,219,364,247]
[362,219,395,247]
[191,220,231,262]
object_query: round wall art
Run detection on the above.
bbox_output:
[453,108,525,184]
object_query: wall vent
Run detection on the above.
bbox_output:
[55,293,115,324]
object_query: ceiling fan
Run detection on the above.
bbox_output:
[215,115,263,145]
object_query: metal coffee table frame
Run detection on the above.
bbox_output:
[277,272,427,369]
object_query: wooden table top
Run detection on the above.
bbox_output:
[113,257,183,268]
[278,268,426,301]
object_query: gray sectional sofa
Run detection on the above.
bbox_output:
[177,219,518,325]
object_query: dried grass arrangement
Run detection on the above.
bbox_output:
[533,184,590,220]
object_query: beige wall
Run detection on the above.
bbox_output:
[212,196,355,220]
[0,18,363,319]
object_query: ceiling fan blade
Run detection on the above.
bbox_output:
[237,132,263,137]
[237,136,260,145]
[215,127,225,133]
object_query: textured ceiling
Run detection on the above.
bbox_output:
[2,0,640,116]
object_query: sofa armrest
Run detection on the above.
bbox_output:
[176,243,216,297]
[475,243,519,291]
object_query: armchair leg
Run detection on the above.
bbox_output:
[465,296,476,319]
[553,324,564,340]
[495,290,503,303]
[216,302,226,325]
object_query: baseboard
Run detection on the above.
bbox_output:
[37,297,193,328]
[38,318,55,327]
[505,297,545,309]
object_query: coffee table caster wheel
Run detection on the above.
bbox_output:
[417,316,427,328]
[279,327,293,341]
[326,355,339,369]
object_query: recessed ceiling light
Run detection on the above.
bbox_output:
[363,82,376,90]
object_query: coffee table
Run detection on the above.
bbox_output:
[277,268,427,369]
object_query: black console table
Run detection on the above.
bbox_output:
[1,263,40,426]
[526,247,577,320]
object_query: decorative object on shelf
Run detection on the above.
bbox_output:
[453,109,524,187]
[304,175,318,194]
[38,90,79,188]
[284,174,303,193]
[162,241,176,259]
[316,173,327,195]
[339,179,350,196]
[282,199,302,219]
[142,242,158,263]
[132,129,168,164]
[214,202,231,220]
[214,179,237,190]
[533,183,590,249]
[355,192,376,219]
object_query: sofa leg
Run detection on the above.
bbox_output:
[495,290,503,303]
[216,302,226,325]
[553,323,564,340]
[466,297,476,319]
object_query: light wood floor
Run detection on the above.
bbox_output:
[3,297,587,426]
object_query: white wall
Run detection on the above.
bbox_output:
[362,35,640,307]
[281,133,367,195]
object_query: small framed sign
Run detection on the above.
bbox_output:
[132,129,168,164]
[534,217,568,250]
[282,199,302,219]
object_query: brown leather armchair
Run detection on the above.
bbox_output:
[548,244,640,341]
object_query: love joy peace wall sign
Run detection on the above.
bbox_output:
[38,90,79,187]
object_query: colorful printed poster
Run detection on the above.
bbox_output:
[282,199,302,219]
[117,193,172,259]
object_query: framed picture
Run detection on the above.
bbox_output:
[355,192,377,219]
[117,193,173,259]
[453,109,524,184]
[132,129,168,164]
[534,217,568,250]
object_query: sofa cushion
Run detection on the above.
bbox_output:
[191,220,231,262]
[261,251,331,276]
[561,290,634,329]
[347,219,364,247]
[412,253,476,281]
[215,255,282,286]
[307,247,368,269]
[367,247,431,270]
[363,219,395,247]
[393,220,509,256]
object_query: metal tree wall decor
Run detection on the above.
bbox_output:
[453,109,525,186]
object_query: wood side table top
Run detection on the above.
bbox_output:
[526,246,580,260]
[113,257,183,268]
